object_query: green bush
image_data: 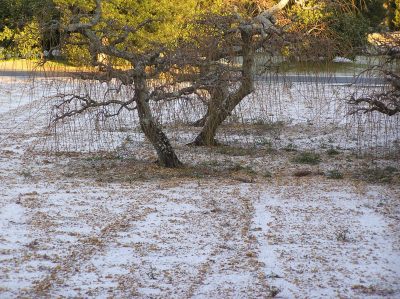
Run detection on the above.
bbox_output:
[326,169,343,179]
[292,152,321,165]
[331,12,370,57]
[0,20,42,59]
[326,148,340,156]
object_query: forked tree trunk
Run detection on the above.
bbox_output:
[193,32,255,146]
[134,75,182,168]
[192,0,291,146]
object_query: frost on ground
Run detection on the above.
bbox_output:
[0,76,399,298]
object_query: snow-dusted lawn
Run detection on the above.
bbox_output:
[0,76,399,298]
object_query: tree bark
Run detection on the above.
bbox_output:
[134,75,182,167]
[193,32,255,146]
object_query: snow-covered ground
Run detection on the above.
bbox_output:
[0,76,399,298]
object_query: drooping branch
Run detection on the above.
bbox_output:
[52,93,137,122]
[349,31,400,117]
[349,92,400,116]
[349,69,400,116]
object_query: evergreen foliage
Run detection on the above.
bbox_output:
[0,0,393,61]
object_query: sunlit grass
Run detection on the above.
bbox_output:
[0,58,93,72]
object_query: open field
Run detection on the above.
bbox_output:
[0,75,399,298]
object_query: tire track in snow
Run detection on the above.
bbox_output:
[188,186,273,298]
[24,201,156,297]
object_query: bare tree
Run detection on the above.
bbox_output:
[191,0,290,146]
[53,0,201,168]
[52,0,292,167]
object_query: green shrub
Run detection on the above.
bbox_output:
[355,166,398,183]
[292,152,321,165]
[327,148,340,156]
[283,143,298,152]
[326,169,343,179]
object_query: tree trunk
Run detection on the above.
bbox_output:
[134,75,182,168]
[193,32,255,146]
[193,108,230,146]
[191,114,207,127]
